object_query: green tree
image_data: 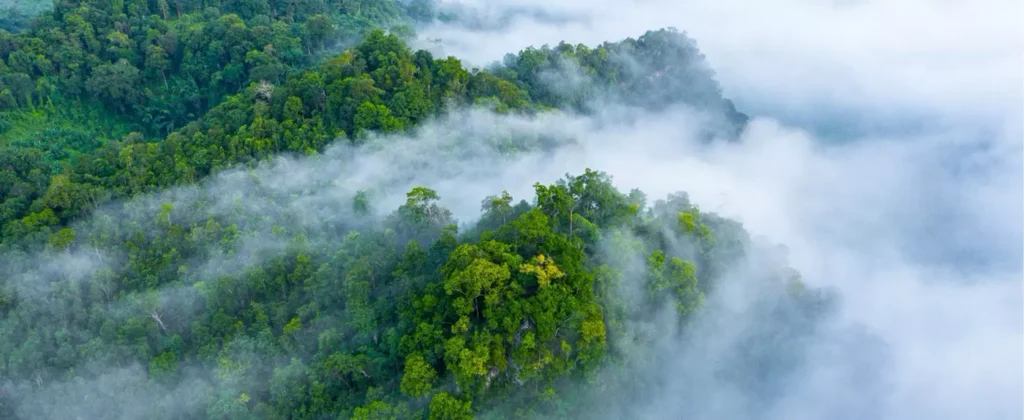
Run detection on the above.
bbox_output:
[353,101,403,139]
[48,227,75,250]
[400,353,437,397]
[145,45,170,88]
[149,350,180,383]
[86,60,143,114]
[428,392,472,420]
[303,14,334,52]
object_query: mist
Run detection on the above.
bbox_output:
[418,0,1022,127]
[5,103,1019,418]
[412,0,1024,419]
[1,0,1020,418]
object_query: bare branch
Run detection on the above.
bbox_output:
[151,309,167,332]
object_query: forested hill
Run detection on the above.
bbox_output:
[0,0,431,236]
[0,163,830,419]
[0,0,423,139]
[490,29,749,131]
[0,2,817,420]
[0,27,747,251]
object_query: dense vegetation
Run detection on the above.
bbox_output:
[0,0,424,153]
[0,164,827,418]
[0,1,826,419]
[491,34,748,130]
[0,0,421,117]
[0,25,745,251]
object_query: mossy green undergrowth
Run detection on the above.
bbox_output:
[0,101,137,169]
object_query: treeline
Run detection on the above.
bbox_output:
[0,29,539,248]
[0,0,430,234]
[0,0,417,119]
[491,28,749,131]
[0,164,825,418]
[0,5,791,417]
[0,0,425,178]
[0,29,746,253]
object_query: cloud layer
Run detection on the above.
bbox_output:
[418,0,1022,131]
[14,100,1015,418]
[3,1,1020,417]
[410,1,1023,418]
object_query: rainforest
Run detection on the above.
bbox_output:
[0,0,1020,419]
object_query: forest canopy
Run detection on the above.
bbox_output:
[0,1,829,419]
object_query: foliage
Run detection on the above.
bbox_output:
[492,28,749,137]
[0,166,829,418]
[0,31,546,238]
[0,3,811,418]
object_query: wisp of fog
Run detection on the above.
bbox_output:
[415,0,1024,418]
[1,0,1020,419]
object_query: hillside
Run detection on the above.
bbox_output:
[0,27,747,249]
[0,0,421,155]
[0,3,802,420]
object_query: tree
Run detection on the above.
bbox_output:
[149,350,179,383]
[269,358,308,414]
[400,353,437,397]
[519,254,564,289]
[353,101,402,139]
[3,72,33,108]
[42,174,89,219]
[646,250,703,317]
[443,242,515,326]
[156,202,174,227]
[389,187,453,241]
[481,190,513,226]
[428,392,472,420]
[145,45,170,88]
[86,60,143,114]
[48,227,75,250]
[303,14,334,52]
[353,190,371,216]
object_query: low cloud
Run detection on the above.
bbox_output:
[2,1,1020,416]
[408,1,1022,416]
[417,0,1022,132]
[8,96,1018,417]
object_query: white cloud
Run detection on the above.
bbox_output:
[410,1,1023,417]
[418,0,1023,127]
[4,1,1020,417]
